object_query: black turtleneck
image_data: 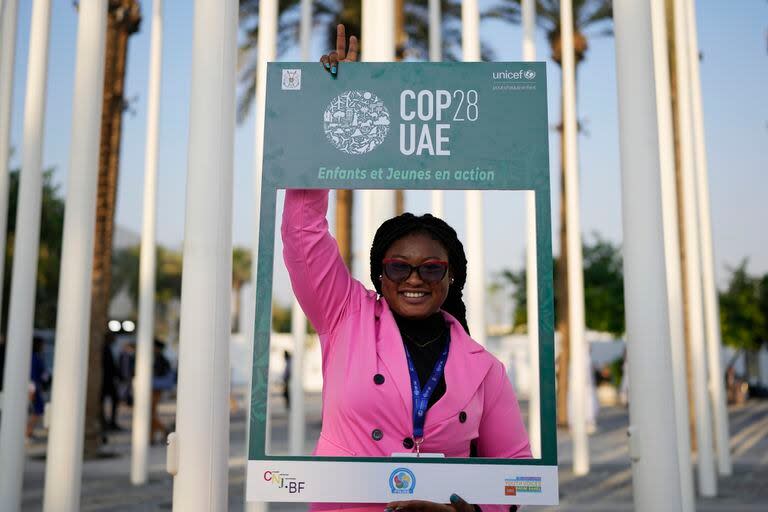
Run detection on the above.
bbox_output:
[392,312,448,409]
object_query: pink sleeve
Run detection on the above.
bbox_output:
[475,361,531,512]
[281,189,363,336]
[476,361,532,458]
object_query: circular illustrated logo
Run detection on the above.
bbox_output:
[388,468,416,494]
[323,90,390,155]
[523,69,536,80]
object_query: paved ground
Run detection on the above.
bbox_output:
[19,392,768,511]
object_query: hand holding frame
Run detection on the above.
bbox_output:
[320,24,359,76]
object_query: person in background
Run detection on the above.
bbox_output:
[101,331,121,430]
[282,349,292,410]
[151,339,174,444]
[118,342,136,407]
[26,336,50,439]
[0,333,6,393]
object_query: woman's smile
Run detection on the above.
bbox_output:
[400,290,431,301]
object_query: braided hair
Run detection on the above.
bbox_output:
[369,212,470,335]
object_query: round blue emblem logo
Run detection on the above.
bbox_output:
[389,467,416,494]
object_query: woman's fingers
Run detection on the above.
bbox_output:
[448,493,474,512]
[328,51,339,75]
[322,24,357,76]
[347,35,359,62]
[385,500,453,512]
[336,23,347,59]
[320,54,331,72]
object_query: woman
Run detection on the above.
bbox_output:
[283,25,530,512]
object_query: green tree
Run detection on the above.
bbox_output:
[269,300,318,334]
[232,246,252,330]
[719,260,766,353]
[110,246,256,334]
[110,244,183,315]
[498,234,624,337]
[2,168,65,331]
[582,235,624,336]
[271,300,293,333]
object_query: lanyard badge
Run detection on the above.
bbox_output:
[404,336,450,457]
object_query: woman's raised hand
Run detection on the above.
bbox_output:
[320,24,359,77]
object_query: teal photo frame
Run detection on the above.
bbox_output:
[248,62,557,505]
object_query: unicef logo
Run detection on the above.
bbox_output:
[388,468,416,495]
[323,90,390,154]
[524,69,536,80]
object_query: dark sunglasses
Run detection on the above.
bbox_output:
[382,258,449,284]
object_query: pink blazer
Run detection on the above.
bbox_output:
[282,189,531,511]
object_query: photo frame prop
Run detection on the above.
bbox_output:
[248,62,557,506]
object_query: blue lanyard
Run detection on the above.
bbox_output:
[404,336,450,440]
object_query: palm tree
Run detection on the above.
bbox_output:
[487,0,613,425]
[232,246,253,330]
[111,245,183,314]
[83,0,142,457]
[236,1,483,267]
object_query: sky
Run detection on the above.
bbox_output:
[5,1,768,319]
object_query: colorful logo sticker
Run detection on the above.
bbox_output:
[282,69,301,90]
[263,470,306,494]
[323,90,391,154]
[504,476,542,495]
[389,468,416,494]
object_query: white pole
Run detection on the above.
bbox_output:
[521,0,535,61]
[289,302,306,455]
[361,189,396,286]
[560,0,589,475]
[673,0,716,497]
[42,2,108,510]
[362,0,395,61]
[361,0,396,288]
[428,0,442,62]
[684,0,731,477]
[428,0,444,218]
[430,191,444,218]
[461,0,480,61]
[247,0,277,510]
[650,0,695,509]
[613,1,683,508]
[464,203,486,347]
[171,0,237,509]
[0,0,18,334]
[462,0,486,347]
[299,0,311,61]
[0,1,50,509]
[294,2,310,448]
[131,0,163,486]
[521,0,540,459]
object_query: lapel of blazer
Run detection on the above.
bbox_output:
[374,299,494,428]
[425,311,493,426]
[375,298,414,420]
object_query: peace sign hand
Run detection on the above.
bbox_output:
[320,24,359,77]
